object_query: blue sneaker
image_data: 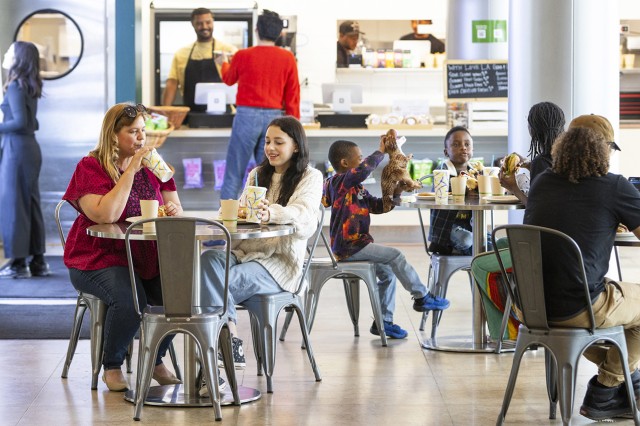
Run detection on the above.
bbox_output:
[370,321,408,339]
[412,293,450,312]
[203,239,226,247]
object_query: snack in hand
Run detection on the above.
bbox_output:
[502,152,521,175]
[238,206,248,219]
[617,224,629,233]
[158,205,166,217]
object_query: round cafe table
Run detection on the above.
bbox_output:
[403,195,524,353]
[87,220,295,407]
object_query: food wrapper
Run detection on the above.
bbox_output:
[182,158,203,189]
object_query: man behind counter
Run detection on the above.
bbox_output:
[162,8,237,111]
[400,20,445,54]
[337,20,363,68]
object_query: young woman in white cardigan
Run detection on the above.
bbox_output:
[200,116,323,372]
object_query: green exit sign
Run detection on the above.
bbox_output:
[472,20,508,43]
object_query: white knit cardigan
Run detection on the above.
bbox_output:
[232,166,323,293]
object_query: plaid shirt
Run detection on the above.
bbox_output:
[428,160,473,250]
[323,151,398,260]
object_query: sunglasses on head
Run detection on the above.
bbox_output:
[122,103,148,118]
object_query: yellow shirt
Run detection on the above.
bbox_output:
[167,39,238,95]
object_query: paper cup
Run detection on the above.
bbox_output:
[245,186,267,223]
[140,199,159,232]
[142,148,174,183]
[483,166,500,177]
[478,175,492,199]
[223,219,237,233]
[450,176,467,202]
[220,199,239,221]
[490,176,504,195]
[433,170,450,205]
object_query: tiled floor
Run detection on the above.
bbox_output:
[1,243,638,425]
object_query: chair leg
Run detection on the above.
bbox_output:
[126,340,134,374]
[279,310,294,341]
[133,325,159,421]
[419,311,429,331]
[249,312,263,376]
[544,349,558,420]
[343,279,361,336]
[361,277,387,347]
[496,339,528,425]
[293,304,322,384]
[191,334,223,421]
[61,297,88,378]
[87,298,107,390]
[168,341,182,381]
[556,356,578,425]
[219,326,241,406]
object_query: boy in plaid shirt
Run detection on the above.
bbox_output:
[323,135,449,339]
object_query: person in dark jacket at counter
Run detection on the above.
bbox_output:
[400,20,445,54]
[337,20,363,68]
[162,8,237,111]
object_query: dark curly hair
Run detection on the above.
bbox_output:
[527,101,565,158]
[256,116,309,206]
[551,127,609,183]
[257,10,283,42]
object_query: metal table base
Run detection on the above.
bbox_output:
[124,384,261,407]
[421,336,516,353]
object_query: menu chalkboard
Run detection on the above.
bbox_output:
[445,60,508,101]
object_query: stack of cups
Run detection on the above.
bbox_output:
[142,149,174,182]
[140,200,159,232]
[433,170,450,205]
[450,175,468,203]
[245,186,267,223]
[478,175,492,200]
[220,199,239,232]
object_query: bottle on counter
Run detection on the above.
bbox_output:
[377,50,386,68]
[402,50,412,68]
[394,49,403,68]
[385,49,395,68]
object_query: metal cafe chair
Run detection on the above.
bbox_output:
[240,207,324,393]
[492,224,640,426]
[56,200,180,390]
[125,217,240,421]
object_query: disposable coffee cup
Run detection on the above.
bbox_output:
[433,170,449,205]
[478,175,492,199]
[140,199,159,232]
[490,176,504,195]
[244,186,267,223]
[223,219,237,233]
[483,166,500,177]
[220,199,240,221]
[142,148,174,183]
[450,176,467,202]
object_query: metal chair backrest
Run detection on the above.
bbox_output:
[295,205,326,295]
[125,217,231,318]
[55,199,77,250]
[491,224,596,333]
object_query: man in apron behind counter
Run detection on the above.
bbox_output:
[162,8,237,112]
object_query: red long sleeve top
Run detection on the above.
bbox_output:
[221,45,300,117]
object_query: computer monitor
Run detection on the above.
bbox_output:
[393,40,432,68]
[194,83,238,114]
[321,83,363,113]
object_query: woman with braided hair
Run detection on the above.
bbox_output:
[499,101,565,206]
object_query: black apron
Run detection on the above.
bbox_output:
[183,40,222,113]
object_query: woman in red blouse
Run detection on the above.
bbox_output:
[63,103,183,391]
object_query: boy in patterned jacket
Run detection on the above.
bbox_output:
[323,137,450,339]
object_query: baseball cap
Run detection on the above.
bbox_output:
[568,114,620,151]
[339,21,364,36]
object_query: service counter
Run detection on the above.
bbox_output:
[160,126,509,211]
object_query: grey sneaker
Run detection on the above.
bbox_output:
[217,337,246,370]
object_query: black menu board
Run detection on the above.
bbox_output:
[444,60,508,101]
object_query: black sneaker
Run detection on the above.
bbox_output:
[580,375,632,421]
[218,337,246,370]
[198,371,227,398]
[29,260,51,277]
[0,263,31,279]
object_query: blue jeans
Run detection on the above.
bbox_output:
[220,106,283,200]
[199,250,282,321]
[69,267,174,369]
[343,243,428,323]
[451,226,473,255]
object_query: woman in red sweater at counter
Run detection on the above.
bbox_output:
[217,9,300,200]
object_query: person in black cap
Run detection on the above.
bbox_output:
[400,20,445,54]
[337,20,363,68]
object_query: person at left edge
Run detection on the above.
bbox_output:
[162,8,237,111]
[0,41,49,279]
[217,9,300,200]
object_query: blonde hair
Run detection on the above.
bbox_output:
[89,103,147,183]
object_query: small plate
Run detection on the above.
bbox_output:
[484,195,520,204]
[126,216,144,223]
[616,231,635,238]
[213,218,251,224]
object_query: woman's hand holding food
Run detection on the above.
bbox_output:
[163,201,180,216]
